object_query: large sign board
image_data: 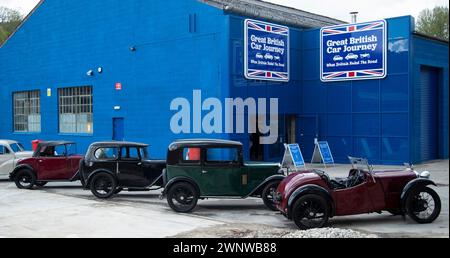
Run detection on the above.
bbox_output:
[245,19,289,82]
[311,141,335,167]
[320,20,387,82]
[282,144,306,170]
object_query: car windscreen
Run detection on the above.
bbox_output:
[140,147,149,160]
[66,144,78,156]
[10,143,25,153]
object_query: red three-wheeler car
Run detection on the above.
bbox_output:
[275,157,441,230]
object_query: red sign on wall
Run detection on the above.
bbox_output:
[115,83,122,90]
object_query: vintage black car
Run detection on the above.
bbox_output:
[79,142,166,199]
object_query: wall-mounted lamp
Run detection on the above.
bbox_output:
[129,46,137,52]
[86,70,94,76]
[98,67,103,74]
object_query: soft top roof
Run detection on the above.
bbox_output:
[37,141,76,147]
[169,139,243,151]
[89,141,149,148]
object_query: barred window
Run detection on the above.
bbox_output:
[13,91,41,132]
[58,86,93,134]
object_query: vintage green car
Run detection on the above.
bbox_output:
[162,139,285,213]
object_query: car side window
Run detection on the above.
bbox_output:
[38,145,66,157]
[94,148,118,161]
[120,147,140,160]
[0,145,10,155]
[205,148,239,165]
[180,148,201,164]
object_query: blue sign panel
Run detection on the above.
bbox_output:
[320,20,387,82]
[245,19,289,82]
[288,144,305,168]
[318,141,334,164]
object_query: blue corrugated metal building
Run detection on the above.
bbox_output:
[0,0,448,165]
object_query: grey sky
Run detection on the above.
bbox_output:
[0,0,448,22]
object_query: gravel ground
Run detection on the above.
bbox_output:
[174,224,378,238]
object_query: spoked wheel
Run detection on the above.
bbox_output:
[90,173,117,199]
[14,170,36,190]
[262,181,281,211]
[167,182,198,213]
[292,194,330,230]
[406,187,441,224]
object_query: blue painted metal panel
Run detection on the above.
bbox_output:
[0,2,447,166]
[0,0,231,159]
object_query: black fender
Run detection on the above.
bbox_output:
[287,184,335,219]
[85,169,117,189]
[401,178,437,211]
[162,176,201,197]
[9,164,35,180]
[246,174,286,198]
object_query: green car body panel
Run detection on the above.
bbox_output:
[166,162,281,197]
[164,140,284,198]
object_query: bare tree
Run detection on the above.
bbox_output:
[416,6,449,41]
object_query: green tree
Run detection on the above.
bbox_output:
[0,6,23,45]
[416,6,449,41]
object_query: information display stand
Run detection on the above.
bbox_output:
[311,141,335,168]
[282,144,307,173]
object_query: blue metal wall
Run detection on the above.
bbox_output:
[227,15,303,161]
[299,16,415,165]
[411,34,449,163]
[0,1,448,165]
[0,0,231,159]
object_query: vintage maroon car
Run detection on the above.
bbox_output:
[275,157,441,230]
[10,141,83,189]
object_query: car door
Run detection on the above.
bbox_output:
[90,146,119,180]
[37,145,71,180]
[117,146,146,187]
[200,147,242,197]
[0,145,15,177]
[332,173,374,216]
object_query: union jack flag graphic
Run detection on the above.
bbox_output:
[322,20,385,36]
[247,20,289,36]
[245,19,289,82]
[321,20,387,82]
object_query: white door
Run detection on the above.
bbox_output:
[0,145,15,177]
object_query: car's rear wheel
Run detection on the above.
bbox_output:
[262,181,281,211]
[292,194,330,230]
[14,169,36,190]
[406,187,441,224]
[90,173,117,199]
[167,182,198,213]
[35,182,48,187]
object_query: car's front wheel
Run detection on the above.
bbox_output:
[14,169,36,190]
[406,187,441,224]
[262,181,281,211]
[90,173,117,199]
[167,182,198,213]
[292,194,330,230]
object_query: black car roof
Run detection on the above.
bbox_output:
[37,141,76,147]
[89,141,149,148]
[169,139,243,151]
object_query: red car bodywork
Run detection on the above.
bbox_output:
[277,169,417,218]
[12,142,83,182]
[17,155,83,181]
